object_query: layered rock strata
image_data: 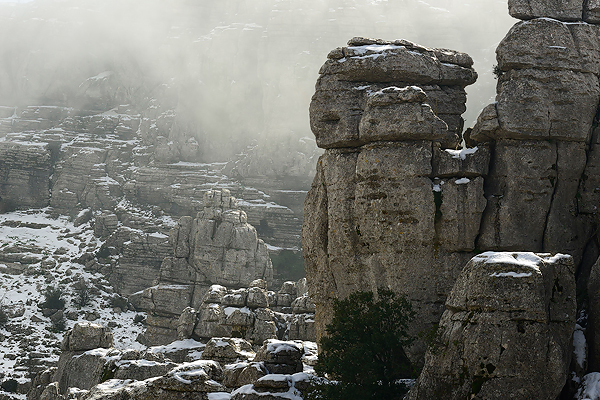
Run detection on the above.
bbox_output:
[407,252,576,400]
[303,38,483,360]
[130,189,274,345]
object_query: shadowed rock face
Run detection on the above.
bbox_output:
[407,252,576,400]
[303,11,600,365]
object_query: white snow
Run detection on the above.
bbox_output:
[489,271,532,278]
[266,340,302,354]
[455,178,470,185]
[577,372,600,400]
[347,44,405,55]
[574,324,587,369]
[148,339,205,354]
[445,146,478,160]
[208,393,232,400]
[0,208,147,387]
[474,252,544,271]
[224,306,251,317]
[432,180,445,192]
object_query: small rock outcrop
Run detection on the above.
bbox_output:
[173,281,315,346]
[165,189,273,289]
[407,252,576,400]
[130,189,274,345]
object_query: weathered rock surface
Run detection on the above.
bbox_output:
[407,252,576,400]
[168,281,315,346]
[231,373,312,400]
[0,142,52,210]
[589,258,600,371]
[30,322,318,400]
[304,8,600,371]
[310,38,476,150]
[508,0,600,22]
[61,321,114,352]
[304,37,483,362]
[164,189,273,289]
[470,10,600,272]
[129,189,276,345]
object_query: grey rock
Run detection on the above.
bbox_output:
[254,340,303,375]
[177,307,197,340]
[589,258,600,371]
[224,362,268,388]
[0,142,52,210]
[201,337,255,363]
[508,0,582,21]
[61,322,113,352]
[407,252,576,400]
[585,0,600,22]
[247,287,269,309]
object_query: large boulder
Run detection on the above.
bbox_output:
[61,322,113,352]
[407,252,576,400]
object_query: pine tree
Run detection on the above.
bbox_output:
[306,288,415,400]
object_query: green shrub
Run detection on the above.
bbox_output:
[306,288,415,400]
[133,314,145,324]
[492,64,504,79]
[73,286,91,308]
[109,294,129,311]
[42,285,65,310]
[50,315,66,332]
[271,249,305,281]
[1,379,18,393]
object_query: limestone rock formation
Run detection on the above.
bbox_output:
[304,7,600,368]
[303,38,483,361]
[164,189,273,290]
[130,189,276,345]
[30,322,318,400]
[0,142,52,210]
[407,252,576,400]
[467,6,600,382]
[589,258,600,371]
[171,281,316,346]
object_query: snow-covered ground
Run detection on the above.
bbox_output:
[0,208,146,398]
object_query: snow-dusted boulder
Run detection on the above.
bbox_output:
[61,322,113,352]
[201,338,255,363]
[231,372,311,400]
[254,340,303,375]
[407,252,576,400]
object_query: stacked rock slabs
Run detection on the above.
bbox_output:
[303,37,481,362]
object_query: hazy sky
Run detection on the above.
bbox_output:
[0,0,516,159]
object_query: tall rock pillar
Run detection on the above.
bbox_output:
[302,38,481,361]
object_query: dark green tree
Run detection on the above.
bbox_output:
[306,288,416,400]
